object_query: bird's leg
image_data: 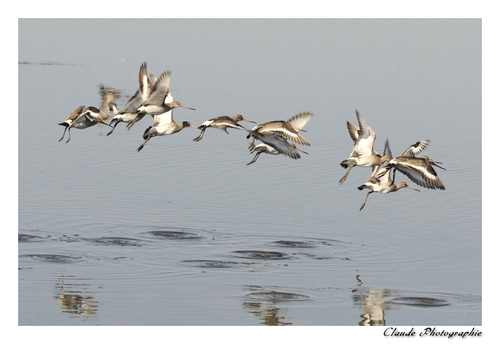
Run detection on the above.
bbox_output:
[359,191,373,211]
[193,128,206,142]
[58,127,68,142]
[246,152,262,166]
[339,165,354,184]
[127,116,140,130]
[106,122,118,136]
[137,135,151,152]
[127,119,137,130]
[248,138,256,150]
[65,128,72,144]
[127,113,146,131]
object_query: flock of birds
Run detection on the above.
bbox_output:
[58,62,446,211]
[339,110,446,210]
[58,62,312,165]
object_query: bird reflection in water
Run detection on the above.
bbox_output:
[243,285,310,326]
[243,301,292,326]
[352,275,387,326]
[56,276,98,317]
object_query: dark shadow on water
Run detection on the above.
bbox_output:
[180,259,254,269]
[87,237,143,247]
[147,230,202,240]
[141,226,205,240]
[18,234,45,242]
[271,240,316,248]
[19,254,81,263]
[389,296,450,307]
[233,250,292,260]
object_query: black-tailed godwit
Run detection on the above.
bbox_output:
[339,109,390,184]
[107,62,156,135]
[246,141,308,165]
[357,138,422,211]
[58,85,119,143]
[135,70,195,118]
[136,109,198,152]
[387,155,446,190]
[193,114,255,142]
[246,112,313,160]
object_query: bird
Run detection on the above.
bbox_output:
[135,70,195,119]
[246,141,308,165]
[57,105,86,143]
[357,138,422,211]
[386,154,446,190]
[193,114,256,142]
[372,138,445,190]
[136,109,198,152]
[58,85,119,143]
[339,109,390,184]
[106,62,156,136]
[398,139,430,157]
[246,112,313,160]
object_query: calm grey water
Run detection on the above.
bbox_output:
[18,19,481,327]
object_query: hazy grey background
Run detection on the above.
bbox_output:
[18,19,481,329]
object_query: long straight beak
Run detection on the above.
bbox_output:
[431,160,447,170]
